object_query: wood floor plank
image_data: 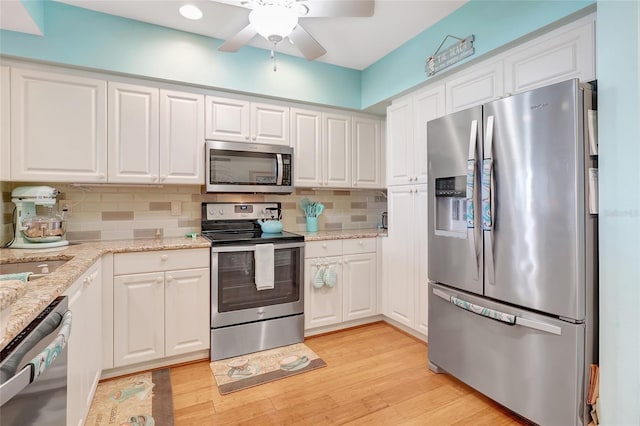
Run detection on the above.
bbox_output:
[169,323,529,425]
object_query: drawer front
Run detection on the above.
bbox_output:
[305,240,342,258]
[428,282,586,426]
[342,238,376,255]
[114,248,209,275]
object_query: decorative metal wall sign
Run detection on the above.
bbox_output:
[426,35,475,76]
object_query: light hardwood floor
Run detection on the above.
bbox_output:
[170,322,529,425]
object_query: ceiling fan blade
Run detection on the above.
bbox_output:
[289,25,327,60]
[301,0,374,17]
[219,24,258,52]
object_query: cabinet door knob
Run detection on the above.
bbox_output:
[156,277,163,283]
[161,175,167,181]
[245,136,250,140]
[98,174,106,180]
[160,254,169,261]
[359,241,364,245]
[322,243,327,248]
[166,275,173,282]
[343,260,348,264]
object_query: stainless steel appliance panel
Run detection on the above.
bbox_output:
[206,140,293,193]
[428,282,587,426]
[427,106,483,295]
[483,80,589,320]
[211,314,304,360]
[211,242,304,328]
[0,297,69,425]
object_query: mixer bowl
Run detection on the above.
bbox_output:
[22,215,66,242]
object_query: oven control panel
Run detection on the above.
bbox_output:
[204,202,280,221]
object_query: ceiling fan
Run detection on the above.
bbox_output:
[217,0,375,62]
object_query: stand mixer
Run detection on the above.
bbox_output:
[9,186,69,249]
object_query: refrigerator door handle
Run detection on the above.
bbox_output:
[466,119,479,280]
[514,317,562,336]
[482,115,496,284]
[433,287,562,335]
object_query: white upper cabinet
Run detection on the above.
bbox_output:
[204,96,250,142]
[10,68,107,182]
[503,17,595,94]
[109,83,205,184]
[108,82,159,183]
[205,96,289,145]
[251,101,290,145]
[387,87,445,187]
[386,98,413,186]
[293,108,382,189]
[323,112,351,188]
[412,85,446,184]
[445,60,504,113]
[291,108,322,187]
[1,66,9,181]
[352,116,383,188]
[159,89,205,184]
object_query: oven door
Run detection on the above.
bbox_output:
[211,241,304,328]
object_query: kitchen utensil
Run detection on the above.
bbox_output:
[315,203,324,216]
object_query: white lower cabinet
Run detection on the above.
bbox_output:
[383,185,428,337]
[304,238,378,331]
[112,249,209,368]
[65,260,102,426]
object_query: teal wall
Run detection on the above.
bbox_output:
[361,0,595,108]
[1,0,594,110]
[596,0,640,424]
[0,1,362,109]
[20,0,45,34]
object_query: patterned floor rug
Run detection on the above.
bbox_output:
[209,343,327,395]
[86,369,174,426]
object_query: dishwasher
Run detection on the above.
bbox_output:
[0,296,72,425]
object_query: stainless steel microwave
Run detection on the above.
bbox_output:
[205,140,293,193]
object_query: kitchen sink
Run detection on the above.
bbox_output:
[0,260,69,280]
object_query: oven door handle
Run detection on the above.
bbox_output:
[211,241,305,253]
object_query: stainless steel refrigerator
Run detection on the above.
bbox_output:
[427,79,597,426]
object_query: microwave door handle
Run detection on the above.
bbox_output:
[276,154,284,185]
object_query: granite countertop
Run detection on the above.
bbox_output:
[0,236,211,350]
[299,228,388,241]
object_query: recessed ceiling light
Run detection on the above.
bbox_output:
[179,4,203,20]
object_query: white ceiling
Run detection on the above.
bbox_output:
[37,0,468,70]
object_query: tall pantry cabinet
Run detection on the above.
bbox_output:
[383,85,445,339]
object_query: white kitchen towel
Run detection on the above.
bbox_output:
[254,244,275,290]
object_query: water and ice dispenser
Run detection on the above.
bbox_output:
[435,176,468,235]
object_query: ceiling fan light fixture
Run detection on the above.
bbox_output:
[179,4,203,20]
[249,4,298,43]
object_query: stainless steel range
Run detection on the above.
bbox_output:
[202,202,305,361]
